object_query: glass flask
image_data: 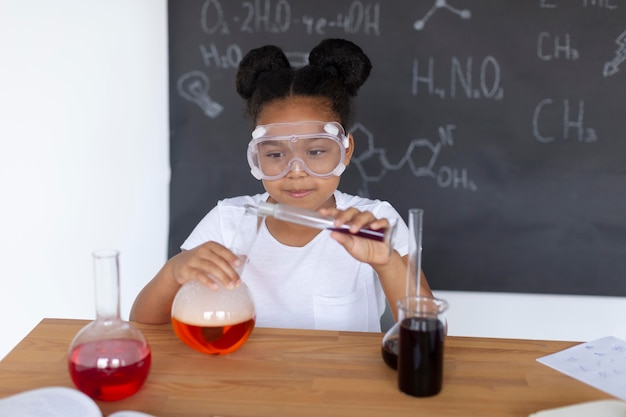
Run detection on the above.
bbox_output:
[171,206,258,355]
[382,208,427,369]
[68,249,151,401]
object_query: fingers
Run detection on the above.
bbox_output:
[320,207,390,233]
[172,242,242,290]
[318,207,393,265]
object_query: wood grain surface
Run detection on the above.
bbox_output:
[0,318,612,417]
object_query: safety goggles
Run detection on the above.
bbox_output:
[247,121,349,180]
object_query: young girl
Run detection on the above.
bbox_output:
[130,38,432,331]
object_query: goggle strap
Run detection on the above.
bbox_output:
[250,166,263,180]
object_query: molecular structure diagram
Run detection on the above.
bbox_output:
[349,123,477,196]
[414,0,471,31]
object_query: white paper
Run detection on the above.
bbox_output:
[0,387,157,417]
[110,412,156,417]
[537,336,626,401]
[613,317,626,341]
[528,399,626,417]
[0,386,101,417]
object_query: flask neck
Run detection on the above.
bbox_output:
[92,249,121,321]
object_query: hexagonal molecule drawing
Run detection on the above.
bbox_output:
[349,123,477,196]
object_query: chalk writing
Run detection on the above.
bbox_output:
[412,57,504,100]
[537,32,580,61]
[539,0,557,9]
[240,0,291,33]
[301,2,380,35]
[541,0,618,9]
[350,123,477,196]
[532,98,598,143]
[413,0,471,31]
[583,0,618,10]
[201,0,229,35]
[284,51,309,67]
[199,43,243,69]
[200,0,381,36]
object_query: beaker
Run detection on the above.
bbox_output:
[68,249,151,401]
[397,295,448,397]
[171,206,258,355]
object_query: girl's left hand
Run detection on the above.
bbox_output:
[319,207,393,266]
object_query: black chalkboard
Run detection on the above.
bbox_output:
[168,0,626,296]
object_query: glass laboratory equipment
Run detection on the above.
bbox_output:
[68,250,151,401]
[396,295,448,397]
[171,206,257,355]
[249,201,397,244]
[382,208,447,370]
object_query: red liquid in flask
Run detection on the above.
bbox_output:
[68,338,151,401]
[171,317,255,355]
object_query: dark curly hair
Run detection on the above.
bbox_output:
[235,38,372,129]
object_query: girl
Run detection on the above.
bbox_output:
[130,38,432,331]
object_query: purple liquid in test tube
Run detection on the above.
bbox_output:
[247,202,395,244]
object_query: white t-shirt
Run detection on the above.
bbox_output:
[181,191,409,332]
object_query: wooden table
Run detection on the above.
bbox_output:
[0,318,613,417]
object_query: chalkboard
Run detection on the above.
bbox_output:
[168,0,626,297]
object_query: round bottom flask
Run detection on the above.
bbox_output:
[381,322,401,369]
[171,204,259,355]
[171,280,256,355]
[68,250,151,401]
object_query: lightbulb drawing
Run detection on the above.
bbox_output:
[285,51,309,68]
[603,30,626,78]
[177,71,224,118]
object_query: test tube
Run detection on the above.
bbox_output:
[246,201,397,245]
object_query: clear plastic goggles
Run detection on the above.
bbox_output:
[247,121,349,180]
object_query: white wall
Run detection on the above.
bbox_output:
[0,0,169,359]
[438,291,626,342]
[0,0,624,361]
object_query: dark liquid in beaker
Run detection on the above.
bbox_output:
[381,337,398,369]
[328,226,386,242]
[68,338,151,401]
[397,317,444,397]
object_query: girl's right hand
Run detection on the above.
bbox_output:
[169,241,242,290]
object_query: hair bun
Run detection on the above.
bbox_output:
[236,45,291,99]
[308,38,372,96]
